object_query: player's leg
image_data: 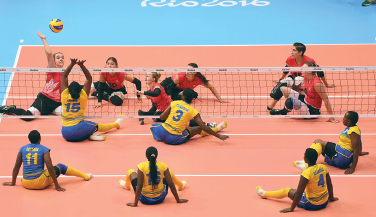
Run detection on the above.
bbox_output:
[256,186,294,199]
[56,163,92,180]
[268,77,294,110]
[189,119,216,128]
[109,94,124,106]
[51,105,62,116]
[169,170,186,191]
[270,91,307,115]
[96,115,123,132]
[119,169,138,190]
[138,106,158,125]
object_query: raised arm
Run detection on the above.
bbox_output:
[314,83,339,123]
[164,168,188,203]
[193,113,229,141]
[2,152,22,186]
[202,82,229,103]
[61,58,77,92]
[280,176,308,213]
[44,151,65,192]
[125,74,142,103]
[77,60,92,96]
[37,31,55,68]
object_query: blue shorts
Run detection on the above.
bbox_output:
[136,186,168,205]
[150,123,190,145]
[297,192,329,210]
[325,144,353,169]
[62,120,98,142]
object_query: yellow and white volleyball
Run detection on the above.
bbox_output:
[49,19,63,33]
[294,76,304,86]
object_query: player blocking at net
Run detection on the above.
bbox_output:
[120,146,188,206]
[256,148,338,213]
[150,88,229,145]
[0,31,64,120]
[294,111,369,174]
[61,58,123,142]
[2,130,91,191]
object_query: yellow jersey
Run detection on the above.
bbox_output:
[162,100,198,135]
[301,164,329,205]
[337,126,361,152]
[61,88,87,126]
[137,161,168,198]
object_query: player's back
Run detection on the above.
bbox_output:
[301,164,329,205]
[162,100,198,135]
[19,144,50,180]
[61,89,88,126]
[137,160,168,198]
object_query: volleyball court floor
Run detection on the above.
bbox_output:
[0,46,375,216]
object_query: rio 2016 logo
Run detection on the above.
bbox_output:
[141,0,271,7]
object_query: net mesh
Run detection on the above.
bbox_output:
[1,67,376,118]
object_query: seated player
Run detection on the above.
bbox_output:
[61,58,123,142]
[92,57,142,107]
[268,42,334,111]
[0,31,64,121]
[294,111,369,174]
[160,63,228,103]
[120,146,188,206]
[136,72,216,129]
[256,148,338,213]
[2,130,91,191]
[150,88,229,145]
[269,61,338,123]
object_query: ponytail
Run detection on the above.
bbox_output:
[146,146,159,189]
[195,72,209,85]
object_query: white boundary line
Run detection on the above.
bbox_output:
[0,174,375,178]
[0,133,375,137]
[0,45,22,124]
[19,44,376,47]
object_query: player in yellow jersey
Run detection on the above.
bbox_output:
[294,111,369,174]
[150,88,229,145]
[61,59,123,142]
[119,146,188,206]
[2,130,91,191]
[256,148,338,212]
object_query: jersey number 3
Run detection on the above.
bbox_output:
[65,103,81,113]
[173,110,183,122]
[318,174,325,187]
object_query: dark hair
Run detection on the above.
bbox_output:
[68,81,82,99]
[346,111,359,125]
[110,95,123,106]
[53,52,63,61]
[146,146,159,189]
[293,42,306,56]
[305,148,318,165]
[28,130,41,144]
[303,61,317,75]
[152,72,162,83]
[188,63,209,85]
[182,88,197,104]
[106,57,118,67]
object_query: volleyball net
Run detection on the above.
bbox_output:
[0,67,375,119]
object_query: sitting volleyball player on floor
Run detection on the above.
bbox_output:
[2,130,91,191]
[0,31,64,120]
[120,146,188,206]
[294,111,369,174]
[61,59,123,142]
[256,148,338,213]
[269,61,338,123]
[150,88,229,145]
[268,42,334,111]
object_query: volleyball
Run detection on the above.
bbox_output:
[49,19,63,33]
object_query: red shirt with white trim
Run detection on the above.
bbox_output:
[150,83,172,112]
[101,72,126,90]
[304,75,323,109]
[41,72,62,102]
[286,55,316,78]
[171,72,203,90]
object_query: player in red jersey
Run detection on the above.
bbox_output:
[0,31,63,121]
[269,61,339,123]
[160,63,228,103]
[92,57,142,107]
[268,42,334,111]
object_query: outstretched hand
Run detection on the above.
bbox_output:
[37,31,46,39]
[70,58,78,65]
[326,118,339,123]
[2,182,14,186]
[77,60,86,66]
[360,152,369,156]
[218,134,229,141]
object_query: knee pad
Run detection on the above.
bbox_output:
[54,166,61,177]
[110,95,123,106]
[21,110,35,122]
[270,82,287,101]
[285,98,294,110]
[56,163,68,175]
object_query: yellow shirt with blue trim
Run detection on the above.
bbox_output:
[61,88,87,126]
[137,161,168,198]
[301,164,329,205]
[162,100,198,135]
[337,126,361,152]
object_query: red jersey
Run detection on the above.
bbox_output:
[286,55,316,78]
[41,72,62,102]
[150,83,172,112]
[171,72,203,90]
[101,72,126,90]
[304,76,323,109]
